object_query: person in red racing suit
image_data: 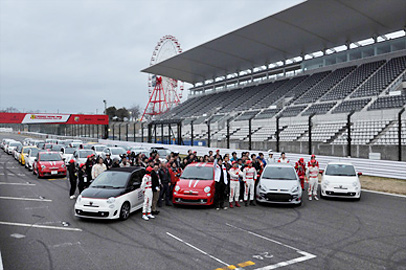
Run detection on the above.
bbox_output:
[295,158,307,191]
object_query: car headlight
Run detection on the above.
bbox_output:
[324,179,330,186]
[291,185,299,193]
[61,164,65,168]
[106,197,116,204]
[77,195,82,202]
[352,181,358,187]
[41,165,46,169]
[259,184,267,192]
[204,186,210,193]
[174,185,180,192]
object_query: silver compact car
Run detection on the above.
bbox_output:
[256,163,302,206]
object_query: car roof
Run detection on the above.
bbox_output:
[327,161,354,166]
[265,163,294,168]
[186,162,214,168]
[109,166,145,173]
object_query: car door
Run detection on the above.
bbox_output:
[128,170,145,209]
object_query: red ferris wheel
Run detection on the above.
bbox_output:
[141,35,184,121]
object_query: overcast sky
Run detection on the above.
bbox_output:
[0,0,302,115]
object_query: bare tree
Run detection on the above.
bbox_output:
[128,104,142,121]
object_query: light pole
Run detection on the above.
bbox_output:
[103,100,107,114]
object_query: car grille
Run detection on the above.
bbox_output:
[265,193,293,202]
[326,191,356,196]
[177,198,207,204]
[75,209,109,217]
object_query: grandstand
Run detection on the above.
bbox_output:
[141,0,406,161]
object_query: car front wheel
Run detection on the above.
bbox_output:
[119,202,131,220]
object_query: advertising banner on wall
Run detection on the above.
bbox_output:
[0,113,109,125]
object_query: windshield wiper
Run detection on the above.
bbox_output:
[182,177,209,180]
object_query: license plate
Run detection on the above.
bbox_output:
[51,171,57,175]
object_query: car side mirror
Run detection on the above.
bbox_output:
[357,172,362,176]
[319,170,324,174]
[34,159,37,162]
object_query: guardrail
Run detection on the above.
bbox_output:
[6,131,406,180]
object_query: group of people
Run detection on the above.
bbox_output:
[67,146,321,220]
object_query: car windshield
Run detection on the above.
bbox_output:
[91,171,129,188]
[40,153,62,161]
[64,148,75,154]
[262,166,297,180]
[94,146,107,151]
[181,166,213,180]
[23,148,34,154]
[79,150,94,158]
[157,149,171,156]
[111,148,126,155]
[29,149,39,156]
[325,164,356,176]
[10,142,21,147]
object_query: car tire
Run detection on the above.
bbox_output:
[119,202,131,220]
[33,168,36,175]
[37,172,41,179]
[320,190,325,199]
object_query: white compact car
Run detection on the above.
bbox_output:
[102,147,127,160]
[320,162,362,200]
[25,148,40,170]
[7,141,22,155]
[74,167,145,220]
[256,163,303,206]
[61,147,75,165]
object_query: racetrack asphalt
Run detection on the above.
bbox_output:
[0,133,405,270]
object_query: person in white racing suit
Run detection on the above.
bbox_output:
[266,149,276,164]
[243,160,257,206]
[229,161,241,208]
[141,167,155,220]
[306,159,319,201]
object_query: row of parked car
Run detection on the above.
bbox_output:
[1,136,363,221]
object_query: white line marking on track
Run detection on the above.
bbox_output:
[166,232,230,267]
[0,248,3,270]
[361,189,406,198]
[0,196,52,202]
[51,241,81,248]
[0,182,35,186]
[226,223,317,269]
[0,221,82,232]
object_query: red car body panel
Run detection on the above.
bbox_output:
[33,151,67,177]
[173,162,216,206]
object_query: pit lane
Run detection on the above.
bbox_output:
[0,133,405,270]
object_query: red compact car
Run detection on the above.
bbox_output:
[173,162,216,205]
[33,151,67,178]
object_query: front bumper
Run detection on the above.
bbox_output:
[256,192,302,204]
[39,169,67,177]
[321,186,360,198]
[74,198,120,219]
[173,192,214,205]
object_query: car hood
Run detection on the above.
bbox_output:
[260,178,299,190]
[177,178,214,190]
[81,187,126,199]
[323,175,358,184]
[39,161,64,167]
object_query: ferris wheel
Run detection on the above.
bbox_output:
[142,35,184,121]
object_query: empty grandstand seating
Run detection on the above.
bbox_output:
[279,124,308,141]
[235,110,260,121]
[254,108,281,119]
[321,60,384,101]
[333,120,390,145]
[280,105,308,117]
[298,122,346,142]
[295,66,355,104]
[374,121,406,145]
[368,93,406,110]
[302,102,337,115]
[351,56,406,98]
[331,98,371,114]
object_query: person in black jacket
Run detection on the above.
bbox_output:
[158,161,173,207]
[68,160,77,199]
[78,163,87,192]
[85,155,94,183]
[151,164,161,215]
[104,153,113,170]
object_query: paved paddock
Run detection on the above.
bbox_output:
[0,133,405,270]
